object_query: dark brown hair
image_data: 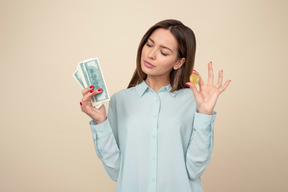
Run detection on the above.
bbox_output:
[127,19,196,92]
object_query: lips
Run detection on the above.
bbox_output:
[143,60,155,68]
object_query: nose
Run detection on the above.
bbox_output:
[148,48,156,60]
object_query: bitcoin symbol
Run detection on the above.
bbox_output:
[189,73,199,85]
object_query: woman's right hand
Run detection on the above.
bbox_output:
[80,85,107,124]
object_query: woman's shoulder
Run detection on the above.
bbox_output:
[110,86,138,101]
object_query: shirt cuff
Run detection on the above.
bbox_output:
[89,119,112,139]
[193,111,217,130]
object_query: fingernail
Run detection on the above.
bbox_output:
[89,85,94,89]
[90,90,94,93]
[80,102,82,106]
[185,83,190,87]
[98,88,103,92]
[193,69,197,72]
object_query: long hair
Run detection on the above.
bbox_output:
[127,19,196,92]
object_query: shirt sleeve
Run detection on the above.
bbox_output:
[89,96,121,181]
[185,111,216,180]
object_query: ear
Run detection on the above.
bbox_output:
[173,58,186,70]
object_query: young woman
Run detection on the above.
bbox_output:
[80,19,230,192]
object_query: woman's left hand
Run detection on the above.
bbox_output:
[185,61,231,115]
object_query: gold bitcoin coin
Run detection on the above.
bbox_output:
[189,73,199,85]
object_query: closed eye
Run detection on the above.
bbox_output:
[161,51,168,56]
[146,42,153,47]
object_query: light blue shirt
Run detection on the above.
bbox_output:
[90,81,216,192]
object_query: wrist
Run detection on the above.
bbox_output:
[197,109,213,115]
[93,117,106,125]
[89,113,106,125]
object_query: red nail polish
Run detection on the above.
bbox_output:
[98,88,103,92]
[90,90,94,93]
[193,69,197,73]
[80,102,82,106]
[185,83,190,87]
[89,85,94,89]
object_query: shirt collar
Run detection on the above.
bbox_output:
[135,81,177,97]
[135,81,149,97]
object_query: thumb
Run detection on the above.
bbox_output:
[185,82,199,97]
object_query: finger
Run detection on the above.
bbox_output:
[81,89,101,114]
[81,88,103,105]
[215,70,223,89]
[185,82,200,97]
[207,61,214,85]
[219,80,231,93]
[82,85,95,96]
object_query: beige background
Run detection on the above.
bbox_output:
[1,0,287,191]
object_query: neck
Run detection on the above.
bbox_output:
[145,75,170,93]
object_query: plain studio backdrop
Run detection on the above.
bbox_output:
[0,0,287,191]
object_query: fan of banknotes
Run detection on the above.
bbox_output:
[73,58,110,108]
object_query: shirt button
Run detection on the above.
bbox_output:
[153,156,156,160]
[152,135,156,138]
[152,179,156,182]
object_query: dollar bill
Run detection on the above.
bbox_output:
[73,70,85,89]
[73,58,110,108]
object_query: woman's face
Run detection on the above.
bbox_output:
[141,28,183,79]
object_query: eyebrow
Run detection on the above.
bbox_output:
[148,38,174,53]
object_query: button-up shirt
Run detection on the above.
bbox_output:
[90,81,216,192]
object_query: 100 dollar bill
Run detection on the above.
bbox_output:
[73,70,85,89]
[73,58,110,107]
